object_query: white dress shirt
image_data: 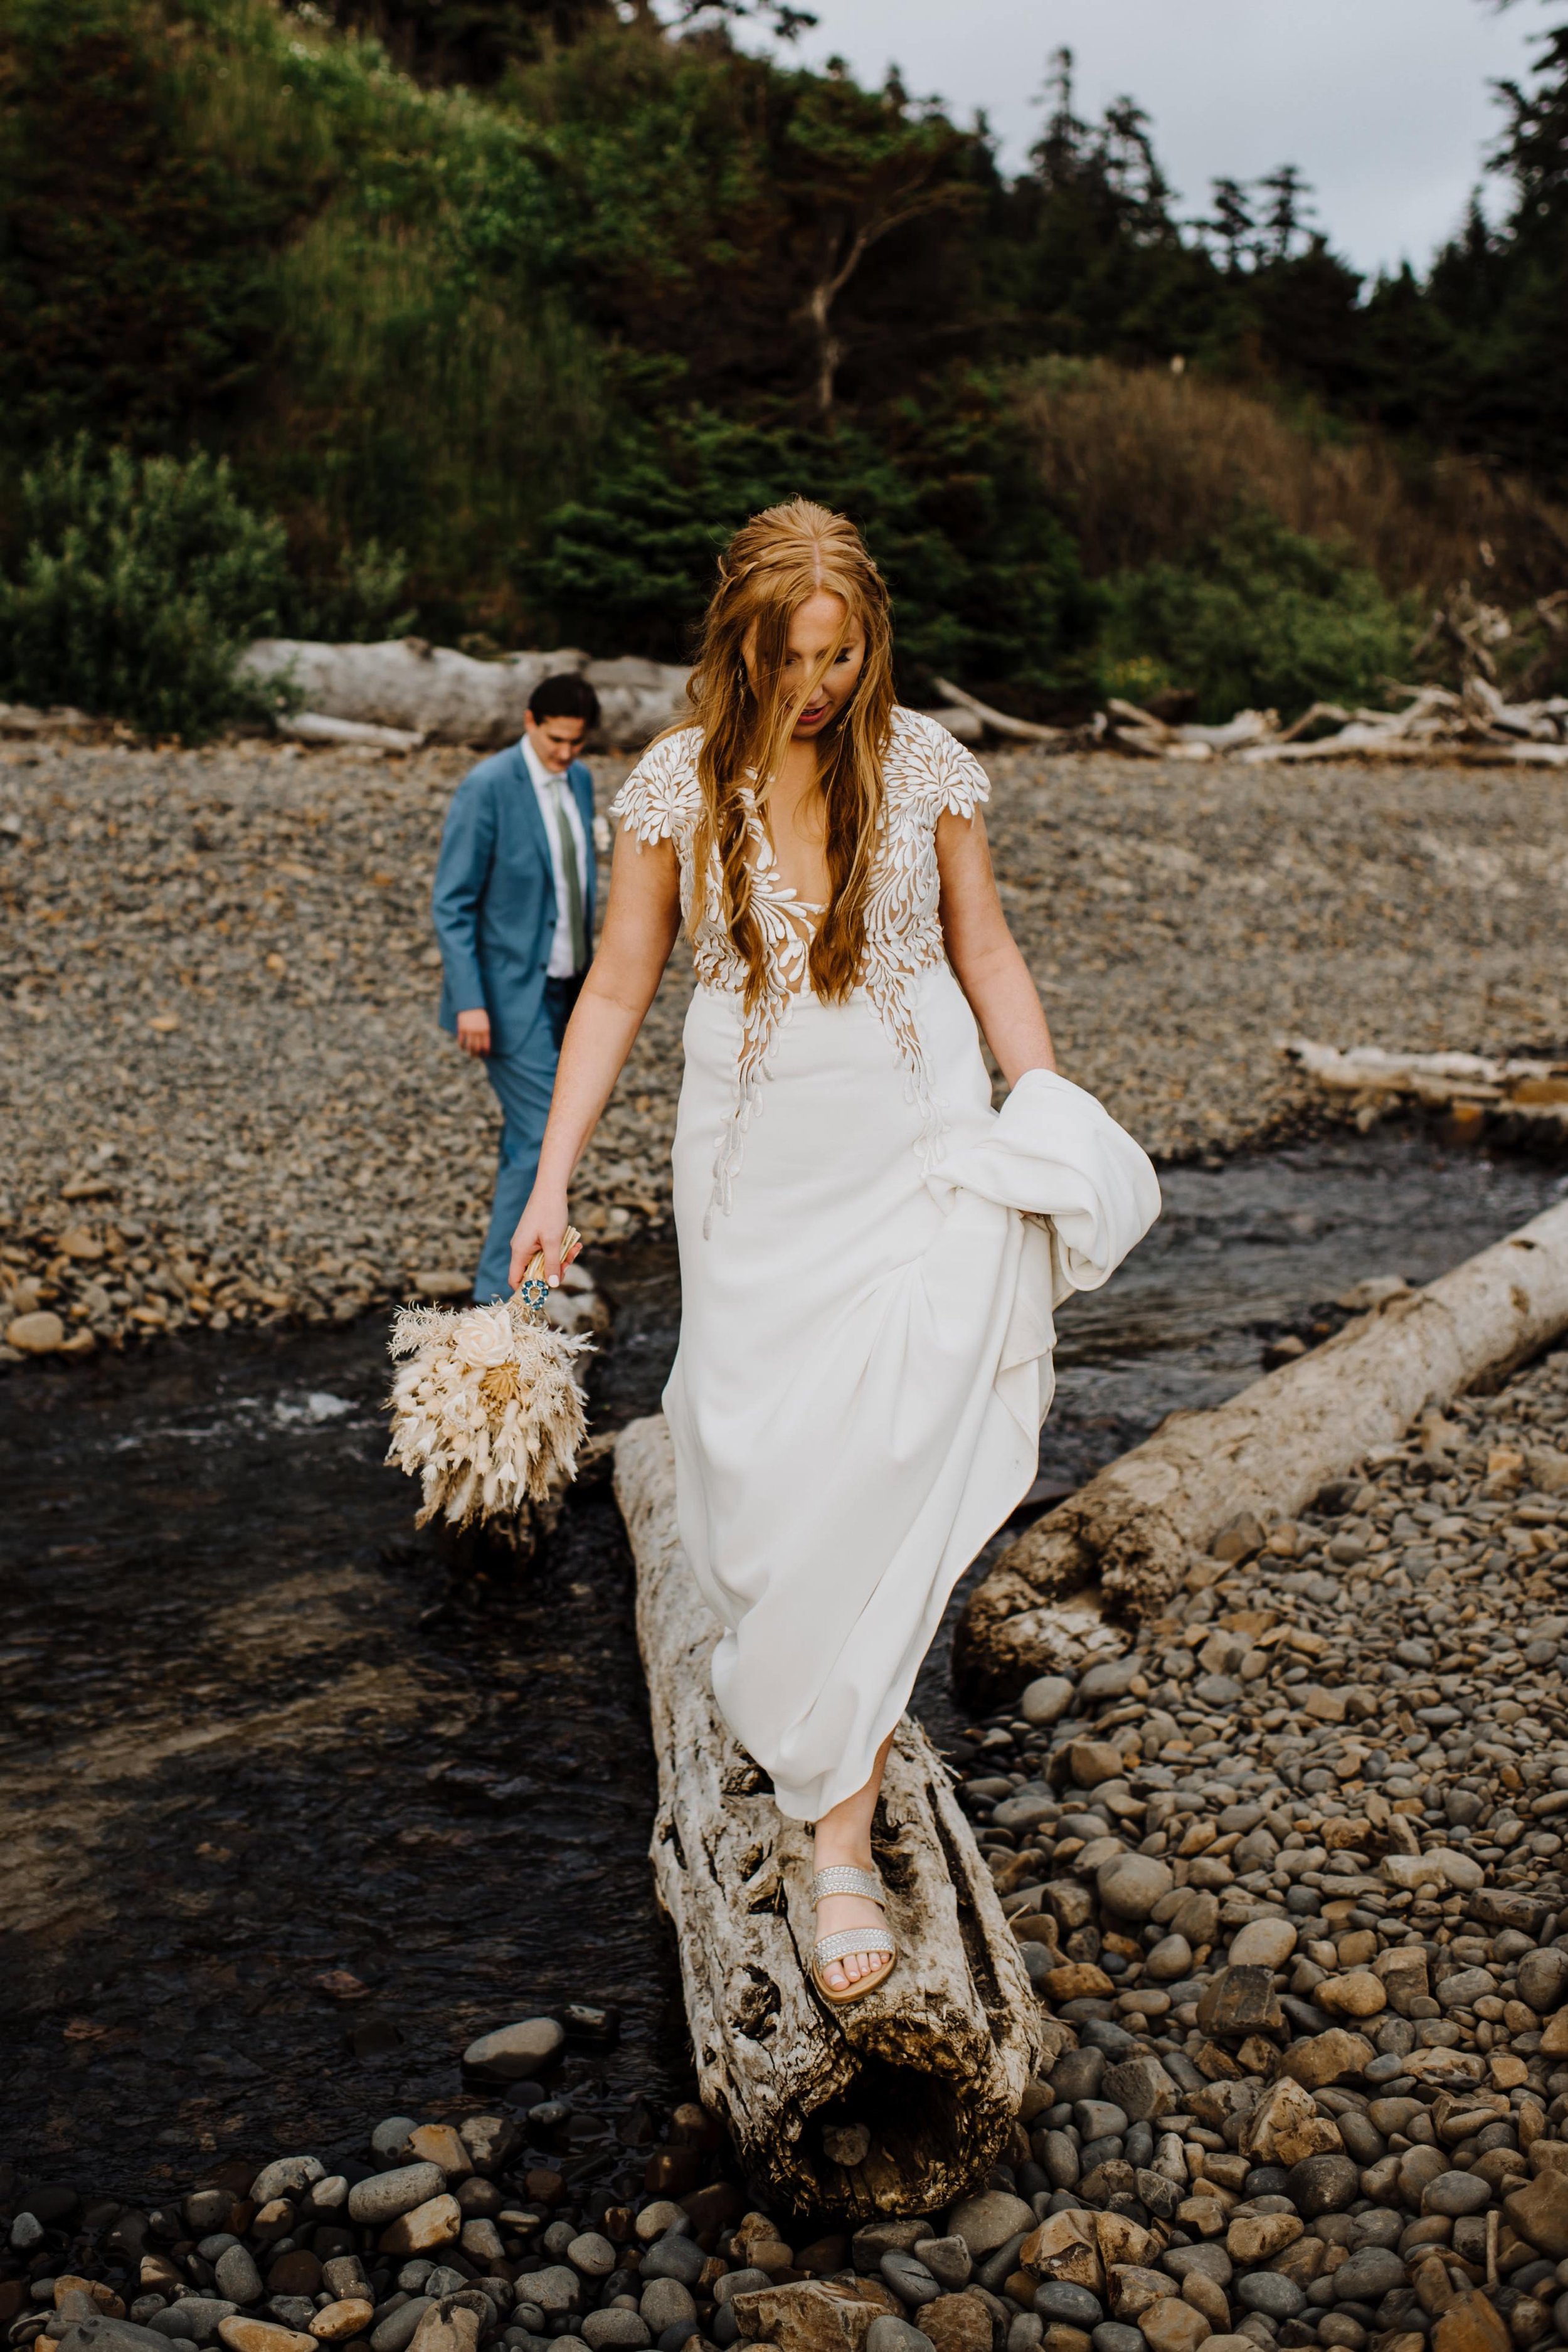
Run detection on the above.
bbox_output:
[521,733,589,978]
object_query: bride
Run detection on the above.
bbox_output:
[509,499,1159,2004]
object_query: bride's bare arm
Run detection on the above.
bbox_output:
[509,826,682,1288]
[936,805,1057,1084]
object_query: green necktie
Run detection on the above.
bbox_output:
[552,777,586,973]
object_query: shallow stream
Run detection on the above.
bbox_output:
[2,1126,1564,2200]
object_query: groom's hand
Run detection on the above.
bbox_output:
[457,1009,491,1057]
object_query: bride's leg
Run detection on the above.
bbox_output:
[812,1729,896,1994]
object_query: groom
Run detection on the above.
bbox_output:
[432,673,600,1301]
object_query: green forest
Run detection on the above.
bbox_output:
[3,0,1567,731]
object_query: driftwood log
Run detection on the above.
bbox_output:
[1285,1039,1568,1140]
[615,1414,1044,2218]
[241,640,692,751]
[955,1199,1568,1706]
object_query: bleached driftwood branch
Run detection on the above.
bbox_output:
[955,1200,1568,1705]
[615,1414,1044,2218]
[1284,1040,1568,1136]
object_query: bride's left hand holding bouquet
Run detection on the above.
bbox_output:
[386,1230,592,1528]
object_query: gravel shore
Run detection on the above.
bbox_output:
[1,738,1564,1355]
[8,1353,1568,2352]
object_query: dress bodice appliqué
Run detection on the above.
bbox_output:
[610,707,990,1219]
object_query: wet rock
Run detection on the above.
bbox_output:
[1424,2175,1492,2219]
[1332,2248,1406,2305]
[371,2300,433,2352]
[1284,2153,1361,2215]
[580,2318,649,2351]
[212,2255,262,2310]
[1282,2031,1374,2089]
[638,2282,697,2333]
[405,2305,482,2352]
[460,2018,565,2080]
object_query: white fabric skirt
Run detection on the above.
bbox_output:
[662,963,1159,1821]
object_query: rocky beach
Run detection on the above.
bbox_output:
[8,1340,1568,2352]
[3,737,1565,1355]
[6,734,1568,2352]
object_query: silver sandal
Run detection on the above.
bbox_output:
[809,1864,898,2005]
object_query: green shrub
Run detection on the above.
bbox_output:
[517,389,1095,701]
[1096,509,1417,721]
[0,440,296,738]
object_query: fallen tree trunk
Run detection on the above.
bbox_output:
[616,1413,1044,2218]
[241,640,692,750]
[955,1199,1568,1706]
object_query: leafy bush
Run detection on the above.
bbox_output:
[0,440,296,738]
[280,535,416,642]
[518,389,1095,701]
[1096,509,1418,721]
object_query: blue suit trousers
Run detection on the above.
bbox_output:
[474,975,581,1301]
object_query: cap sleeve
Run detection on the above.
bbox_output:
[937,726,990,820]
[608,729,696,845]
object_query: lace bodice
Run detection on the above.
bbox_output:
[610,707,990,1219]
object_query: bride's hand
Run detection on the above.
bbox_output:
[509,1187,572,1291]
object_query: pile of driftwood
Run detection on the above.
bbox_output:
[936,675,1568,768]
[1286,1040,1568,1141]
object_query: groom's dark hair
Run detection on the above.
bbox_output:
[528,672,601,729]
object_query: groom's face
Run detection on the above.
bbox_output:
[526,712,588,770]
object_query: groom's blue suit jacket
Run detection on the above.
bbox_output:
[432,744,598,1059]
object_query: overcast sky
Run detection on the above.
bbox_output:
[736,0,1554,282]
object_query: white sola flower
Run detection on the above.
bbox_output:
[452,1301,514,1369]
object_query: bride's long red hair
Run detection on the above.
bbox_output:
[684,498,895,1010]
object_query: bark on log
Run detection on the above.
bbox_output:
[241,640,692,750]
[932,678,1068,744]
[1284,1039,1568,1137]
[615,1413,1044,2218]
[955,1199,1568,1707]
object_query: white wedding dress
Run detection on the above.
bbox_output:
[612,709,1160,1821]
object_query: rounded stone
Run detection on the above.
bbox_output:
[1091,2330,1145,2352]
[638,2283,696,2334]
[1144,1936,1192,1984]
[213,2250,262,2308]
[1422,2173,1493,2218]
[580,2316,650,2351]
[1035,2287,1103,2328]
[526,2268,582,2316]
[1228,1919,1298,1969]
[1096,1856,1174,1924]
[639,2237,704,2288]
[1137,2299,1208,2352]
[461,2019,565,2082]
[347,2167,447,2228]
[882,2256,942,2309]
[567,2238,617,2280]
[1285,2156,1362,2217]
[1236,2275,1305,2323]
[1329,2250,1404,2304]
[371,2120,418,2163]
[6,1310,66,1353]
[913,2241,972,2293]
[251,2161,325,2206]
[1020,1678,1075,1727]
[947,2193,1036,2258]
[866,2323,936,2352]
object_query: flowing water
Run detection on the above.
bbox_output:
[3,1127,1564,2200]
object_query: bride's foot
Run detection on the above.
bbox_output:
[810,1843,896,2001]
